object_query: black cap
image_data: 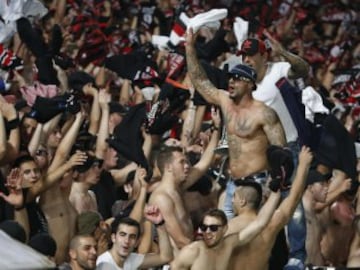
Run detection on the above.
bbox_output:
[306,169,331,186]
[228,64,257,83]
[238,38,267,56]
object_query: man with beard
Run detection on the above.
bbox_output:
[59,234,98,270]
[170,187,280,270]
[185,28,286,220]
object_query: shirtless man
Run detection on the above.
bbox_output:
[69,154,103,213]
[302,170,331,266]
[185,28,285,219]
[149,128,219,254]
[225,146,312,270]
[303,170,352,265]
[170,188,280,270]
[347,189,360,267]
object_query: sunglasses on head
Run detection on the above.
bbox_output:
[199,224,224,232]
[228,74,252,82]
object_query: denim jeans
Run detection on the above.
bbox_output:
[284,141,307,269]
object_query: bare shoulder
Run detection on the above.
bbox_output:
[149,189,171,203]
[258,103,279,124]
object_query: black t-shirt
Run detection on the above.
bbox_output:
[91,170,117,219]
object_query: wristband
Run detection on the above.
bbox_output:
[7,117,19,130]
[155,220,165,227]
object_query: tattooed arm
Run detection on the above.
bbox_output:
[262,105,286,146]
[264,30,309,80]
[185,28,224,106]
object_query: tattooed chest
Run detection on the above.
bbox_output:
[226,117,259,138]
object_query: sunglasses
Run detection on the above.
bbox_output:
[199,224,224,232]
[228,74,252,82]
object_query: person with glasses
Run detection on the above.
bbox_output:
[170,185,280,270]
[185,28,286,220]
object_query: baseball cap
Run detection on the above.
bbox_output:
[228,64,257,83]
[76,211,102,235]
[238,38,267,56]
[306,170,331,186]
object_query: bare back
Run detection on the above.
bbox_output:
[221,100,272,178]
[228,215,277,270]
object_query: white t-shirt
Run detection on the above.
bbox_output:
[252,62,298,143]
[96,251,144,270]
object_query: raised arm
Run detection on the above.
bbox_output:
[185,28,222,106]
[314,172,351,212]
[227,190,280,248]
[264,30,309,80]
[170,242,199,270]
[184,107,220,189]
[95,90,110,159]
[0,111,6,161]
[48,111,84,173]
[129,168,148,222]
[26,151,87,202]
[271,146,313,229]
[0,100,20,164]
[141,205,173,268]
[262,105,286,146]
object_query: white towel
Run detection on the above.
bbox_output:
[187,9,228,34]
[302,86,329,123]
[233,17,249,50]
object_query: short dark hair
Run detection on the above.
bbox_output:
[235,182,262,210]
[202,209,228,226]
[12,155,36,169]
[156,146,183,175]
[111,217,141,237]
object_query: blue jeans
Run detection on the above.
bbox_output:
[284,141,307,269]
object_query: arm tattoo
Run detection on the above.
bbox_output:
[186,45,219,103]
[280,50,309,79]
[263,107,286,146]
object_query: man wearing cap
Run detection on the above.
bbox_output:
[238,31,310,269]
[185,27,286,216]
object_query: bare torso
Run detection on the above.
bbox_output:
[40,183,77,264]
[69,187,98,214]
[149,185,193,254]
[222,101,269,178]
[302,191,325,265]
[227,214,278,270]
[187,240,235,270]
[320,207,354,266]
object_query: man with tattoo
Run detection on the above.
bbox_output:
[239,31,310,270]
[185,27,286,219]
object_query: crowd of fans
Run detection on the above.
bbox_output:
[0,0,359,269]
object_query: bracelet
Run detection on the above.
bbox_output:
[155,220,165,227]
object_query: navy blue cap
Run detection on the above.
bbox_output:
[229,64,257,83]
